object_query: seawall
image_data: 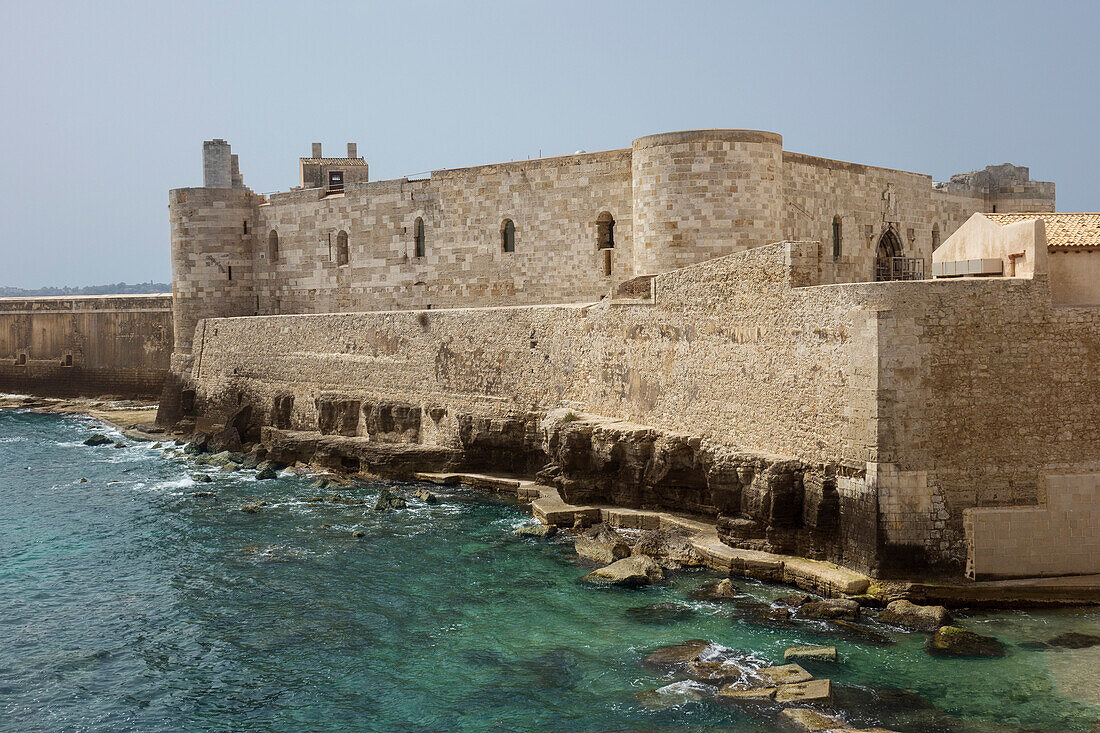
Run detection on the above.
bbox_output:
[0,294,173,399]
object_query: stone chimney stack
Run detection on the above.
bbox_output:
[347,142,357,159]
[312,142,322,159]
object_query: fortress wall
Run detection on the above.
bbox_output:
[782,153,940,282]
[251,149,634,315]
[869,273,1100,568]
[0,295,173,399]
[187,243,878,467]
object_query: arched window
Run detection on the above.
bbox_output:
[501,219,515,253]
[832,216,842,260]
[414,217,426,258]
[268,230,279,262]
[336,230,349,266]
[931,223,941,252]
[597,211,615,249]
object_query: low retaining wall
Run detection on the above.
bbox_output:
[0,295,173,399]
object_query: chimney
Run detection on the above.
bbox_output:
[312,142,322,159]
[202,139,232,188]
[347,142,357,159]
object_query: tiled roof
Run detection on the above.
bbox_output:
[986,213,1100,250]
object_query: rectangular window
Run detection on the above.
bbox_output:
[328,171,344,193]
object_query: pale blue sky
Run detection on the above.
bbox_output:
[0,0,1095,287]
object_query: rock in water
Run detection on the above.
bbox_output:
[783,645,838,663]
[776,707,847,731]
[798,598,861,621]
[255,463,278,480]
[414,488,438,504]
[777,593,816,607]
[191,491,216,499]
[926,626,1006,657]
[574,523,631,565]
[878,599,951,632]
[631,529,705,568]
[642,639,712,669]
[688,578,739,601]
[634,681,706,710]
[240,501,267,513]
[580,555,663,587]
[83,434,112,446]
[514,523,557,538]
[191,473,213,483]
[351,529,366,538]
[1023,632,1100,650]
[372,489,407,511]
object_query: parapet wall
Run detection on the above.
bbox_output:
[0,295,173,399]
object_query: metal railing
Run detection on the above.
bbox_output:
[876,257,926,282]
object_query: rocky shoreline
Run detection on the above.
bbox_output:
[10,394,1100,730]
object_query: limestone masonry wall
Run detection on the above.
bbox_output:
[0,295,173,398]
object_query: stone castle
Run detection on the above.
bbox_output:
[6,128,1099,586]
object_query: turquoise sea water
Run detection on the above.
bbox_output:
[2,409,1099,732]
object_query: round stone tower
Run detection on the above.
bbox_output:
[630,129,784,275]
[168,141,258,367]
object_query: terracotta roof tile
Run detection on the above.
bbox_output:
[986,213,1100,250]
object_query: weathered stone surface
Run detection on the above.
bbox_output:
[877,600,951,632]
[774,678,832,705]
[83,434,112,446]
[716,684,777,702]
[190,491,216,499]
[798,598,861,621]
[514,523,557,539]
[208,425,243,453]
[574,523,631,565]
[776,707,846,732]
[240,501,266,513]
[783,645,837,663]
[683,658,752,684]
[414,488,438,504]
[255,463,278,480]
[580,555,663,587]
[757,664,813,686]
[191,473,213,483]
[926,626,1005,657]
[631,529,705,568]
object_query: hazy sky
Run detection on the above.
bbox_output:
[0,0,1095,288]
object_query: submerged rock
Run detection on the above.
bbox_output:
[757,663,813,685]
[83,434,112,446]
[515,523,557,539]
[798,598,861,621]
[351,529,366,538]
[414,488,438,504]
[642,639,712,668]
[240,501,267,513]
[625,602,695,624]
[372,489,407,511]
[191,491,216,499]
[1022,631,1100,650]
[776,707,847,731]
[574,523,631,565]
[684,657,754,684]
[581,555,664,587]
[829,619,896,647]
[877,599,951,632]
[634,680,706,710]
[926,626,1005,657]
